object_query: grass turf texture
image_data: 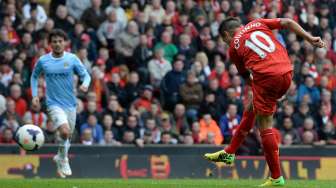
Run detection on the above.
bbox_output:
[0,179,335,188]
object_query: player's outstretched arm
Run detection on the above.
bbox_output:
[280,18,325,48]
[74,56,91,92]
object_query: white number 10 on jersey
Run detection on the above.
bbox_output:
[245,31,276,59]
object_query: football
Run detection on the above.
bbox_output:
[15,124,45,151]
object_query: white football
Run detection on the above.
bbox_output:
[15,124,45,151]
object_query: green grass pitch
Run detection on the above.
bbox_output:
[0,179,335,188]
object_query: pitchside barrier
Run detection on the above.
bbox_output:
[0,145,335,180]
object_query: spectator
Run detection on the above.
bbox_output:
[132,85,155,114]
[97,10,124,48]
[122,130,135,144]
[282,134,294,146]
[9,84,27,118]
[66,0,91,20]
[23,102,47,128]
[159,131,174,144]
[114,21,140,68]
[81,128,94,145]
[199,92,222,122]
[165,0,179,25]
[297,76,320,105]
[172,104,189,135]
[0,128,15,144]
[81,100,100,121]
[79,33,98,62]
[159,112,179,142]
[292,103,312,128]
[199,114,223,145]
[298,117,319,143]
[318,121,336,145]
[143,130,154,144]
[174,13,198,39]
[179,71,203,122]
[208,60,230,89]
[124,72,142,107]
[279,117,301,144]
[103,97,126,139]
[301,131,315,145]
[4,3,22,28]
[105,0,127,29]
[224,87,244,115]
[286,82,298,104]
[144,0,165,25]
[2,16,20,45]
[22,0,47,24]
[53,5,75,33]
[178,34,196,62]
[35,18,54,40]
[148,48,172,87]
[133,34,153,72]
[154,31,178,63]
[204,78,226,111]
[106,72,126,105]
[44,119,56,143]
[144,118,160,143]
[80,114,104,144]
[0,29,12,53]
[18,32,37,59]
[160,59,185,111]
[99,130,121,146]
[183,132,194,145]
[219,103,241,143]
[122,115,141,139]
[81,0,106,31]
[190,60,208,86]
[102,113,113,131]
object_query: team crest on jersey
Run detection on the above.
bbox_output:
[64,62,69,68]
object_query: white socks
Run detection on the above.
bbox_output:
[58,139,70,159]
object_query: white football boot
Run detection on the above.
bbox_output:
[53,155,72,178]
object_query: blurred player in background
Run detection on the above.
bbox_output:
[31,29,91,178]
[204,17,325,186]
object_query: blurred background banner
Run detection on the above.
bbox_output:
[0,145,336,180]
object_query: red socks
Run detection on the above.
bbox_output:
[260,128,281,179]
[225,110,256,154]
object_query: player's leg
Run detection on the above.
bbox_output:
[48,106,71,178]
[204,101,256,164]
[57,124,71,159]
[254,73,292,186]
[225,101,256,154]
[257,114,284,187]
[59,108,77,176]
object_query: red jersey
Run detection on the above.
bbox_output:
[229,18,292,77]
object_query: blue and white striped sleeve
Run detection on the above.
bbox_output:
[30,60,43,97]
[73,56,91,88]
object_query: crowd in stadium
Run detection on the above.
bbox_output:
[0,0,335,152]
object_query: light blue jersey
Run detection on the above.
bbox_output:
[31,52,91,109]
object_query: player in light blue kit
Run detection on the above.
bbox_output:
[31,29,91,178]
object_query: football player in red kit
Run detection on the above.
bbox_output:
[204,17,325,186]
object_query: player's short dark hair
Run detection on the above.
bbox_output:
[48,29,68,42]
[219,17,241,36]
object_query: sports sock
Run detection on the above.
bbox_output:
[225,110,256,154]
[260,128,281,179]
[58,139,70,159]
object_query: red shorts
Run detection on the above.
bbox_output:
[251,71,293,115]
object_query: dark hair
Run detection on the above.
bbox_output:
[218,17,241,36]
[48,29,68,42]
[161,131,171,136]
